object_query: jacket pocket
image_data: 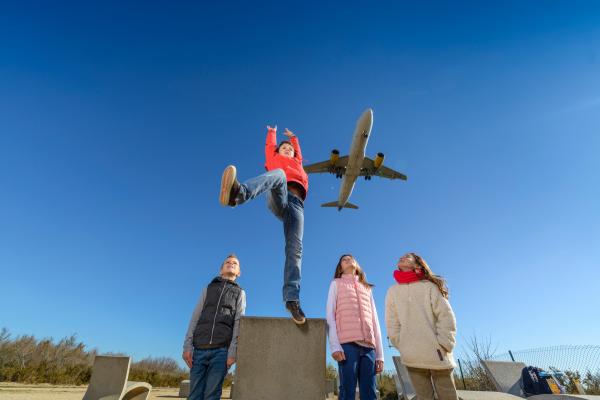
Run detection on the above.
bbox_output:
[436,349,444,361]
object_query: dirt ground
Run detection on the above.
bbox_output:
[0,382,233,400]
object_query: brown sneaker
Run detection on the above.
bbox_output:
[285,301,306,325]
[219,165,240,207]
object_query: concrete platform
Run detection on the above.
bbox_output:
[233,316,326,400]
[457,390,523,399]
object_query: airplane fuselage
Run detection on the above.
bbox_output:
[337,109,373,209]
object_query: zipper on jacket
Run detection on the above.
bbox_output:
[209,281,228,344]
[353,282,367,342]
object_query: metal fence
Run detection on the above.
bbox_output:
[492,345,600,374]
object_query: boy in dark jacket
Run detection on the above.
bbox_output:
[182,254,246,400]
[219,126,308,324]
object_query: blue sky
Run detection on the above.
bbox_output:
[1,1,599,371]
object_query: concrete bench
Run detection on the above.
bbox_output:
[82,355,151,400]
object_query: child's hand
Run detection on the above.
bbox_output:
[375,360,384,374]
[332,351,346,362]
[283,128,295,138]
[267,125,277,132]
[227,357,236,369]
[182,351,193,369]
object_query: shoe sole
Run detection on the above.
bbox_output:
[219,165,237,206]
[291,316,306,325]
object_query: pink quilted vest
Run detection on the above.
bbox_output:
[335,275,375,347]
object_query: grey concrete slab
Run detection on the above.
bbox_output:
[82,355,151,400]
[392,356,417,399]
[233,316,326,400]
[480,360,527,397]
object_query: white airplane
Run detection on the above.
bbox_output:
[303,108,407,210]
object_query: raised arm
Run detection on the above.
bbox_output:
[265,125,278,161]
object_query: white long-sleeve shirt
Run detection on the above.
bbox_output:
[326,280,384,361]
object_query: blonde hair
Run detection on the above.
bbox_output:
[409,253,449,299]
[333,254,373,288]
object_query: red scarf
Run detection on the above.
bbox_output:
[394,269,425,284]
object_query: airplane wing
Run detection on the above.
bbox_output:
[360,157,407,180]
[304,156,349,174]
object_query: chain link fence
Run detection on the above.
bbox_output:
[492,345,600,374]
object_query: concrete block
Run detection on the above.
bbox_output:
[325,379,336,396]
[234,316,326,400]
[179,379,190,398]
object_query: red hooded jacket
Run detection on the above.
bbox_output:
[264,127,309,199]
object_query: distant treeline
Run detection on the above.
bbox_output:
[0,328,187,387]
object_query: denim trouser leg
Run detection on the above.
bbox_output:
[266,189,287,220]
[189,348,228,400]
[233,168,302,302]
[338,343,377,400]
[282,194,303,302]
[236,169,287,206]
[189,349,207,400]
[357,346,377,400]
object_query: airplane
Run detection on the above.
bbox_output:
[303,108,407,210]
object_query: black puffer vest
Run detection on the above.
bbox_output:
[193,276,242,349]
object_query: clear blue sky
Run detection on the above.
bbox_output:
[1,1,599,371]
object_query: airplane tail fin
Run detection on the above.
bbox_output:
[321,201,359,210]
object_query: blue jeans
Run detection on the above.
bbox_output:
[236,169,304,302]
[189,347,228,400]
[337,343,377,400]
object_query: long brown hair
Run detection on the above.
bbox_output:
[333,254,373,288]
[409,253,449,299]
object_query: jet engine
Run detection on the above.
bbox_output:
[373,152,385,169]
[330,149,340,165]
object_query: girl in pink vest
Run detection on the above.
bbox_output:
[326,254,384,400]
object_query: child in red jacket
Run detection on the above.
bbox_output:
[219,126,308,324]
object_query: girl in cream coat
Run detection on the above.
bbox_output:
[385,253,458,400]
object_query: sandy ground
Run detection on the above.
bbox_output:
[0,382,233,399]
